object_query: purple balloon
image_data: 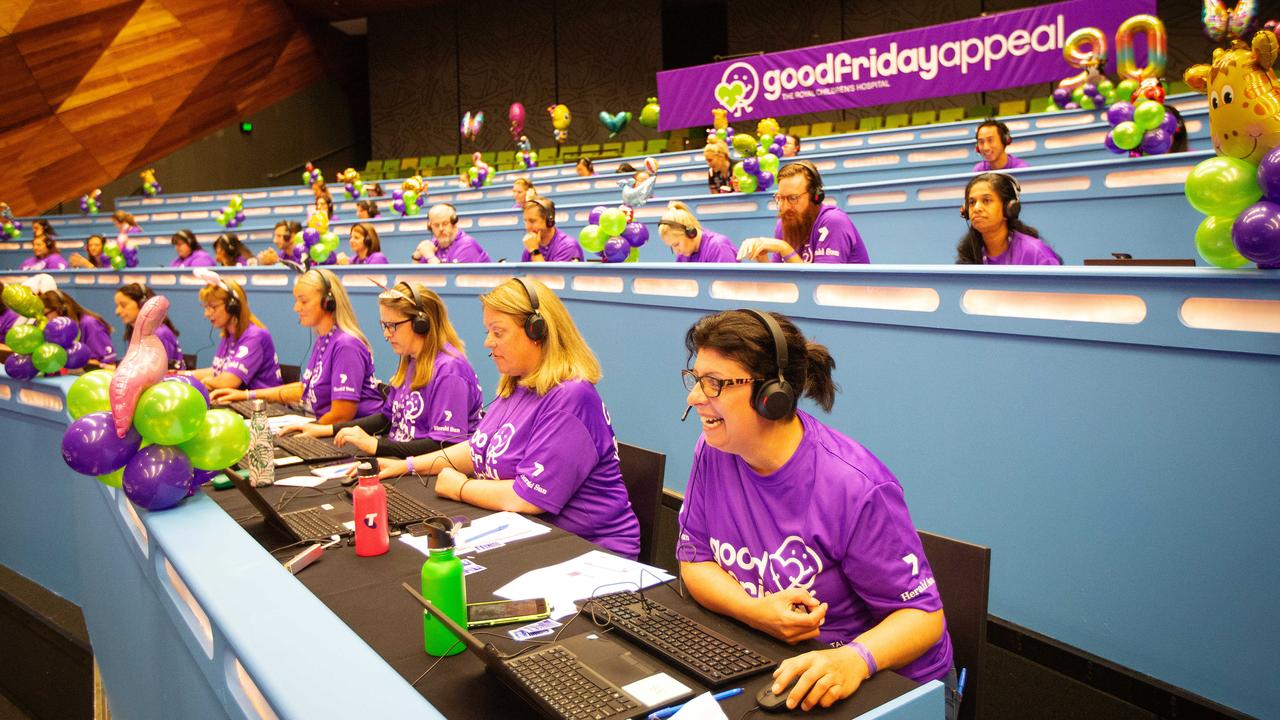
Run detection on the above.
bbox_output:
[5,354,36,380]
[302,227,320,247]
[1081,83,1097,96]
[743,157,760,174]
[1139,128,1172,155]
[621,222,650,248]
[1106,102,1135,127]
[61,411,142,476]
[1232,200,1280,265]
[417,194,426,207]
[1103,131,1124,154]
[193,468,220,486]
[43,316,79,349]
[123,445,194,511]
[392,199,406,214]
[164,375,210,408]
[1052,87,1071,105]
[758,171,774,190]
[345,183,355,195]
[391,189,403,201]
[1256,146,1280,203]
[1159,110,1179,136]
[588,205,608,226]
[64,342,90,370]
[235,211,245,222]
[602,237,630,262]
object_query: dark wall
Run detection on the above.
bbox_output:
[370,0,1219,156]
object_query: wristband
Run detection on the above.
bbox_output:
[847,641,878,678]
[458,478,473,503]
[529,248,542,257]
[781,250,798,261]
[406,455,415,476]
[248,390,255,401]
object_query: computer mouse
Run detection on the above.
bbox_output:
[756,678,800,713]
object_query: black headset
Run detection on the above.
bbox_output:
[789,160,825,203]
[526,197,555,228]
[222,279,241,317]
[960,173,1022,221]
[660,220,698,239]
[173,228,198,248]
[399,282,430,335]
[513,276,547,342]
[310,268,337,312]
[742,309,797,421]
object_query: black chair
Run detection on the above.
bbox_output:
[280,364,301,384]
[918,530,991,720]
[617,442,664,566]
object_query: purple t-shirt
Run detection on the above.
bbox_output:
[351,251,388,265]
[434,231,492,263]
[468,380,640,558]
[0,308,18,338]
[20,254,68,271]
[212,324,282,390]
[385,346,483,443]
[302,329,383,418]
[521,228,583,262]
[679,411,953,684]
[279,244,304,264]
[972,154,1030,172]
[771,204,869,264]
[171,249,215,267]
[152,324,184,370]
[677,229,738,263]
[983,230,1060,266]
[80,315,118,364]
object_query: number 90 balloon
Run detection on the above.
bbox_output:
[1115,14,1167,81]
[1058,27,1107,93]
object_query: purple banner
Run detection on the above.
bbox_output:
[656,0,1155,130]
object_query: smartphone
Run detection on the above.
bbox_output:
[466,598,550,628]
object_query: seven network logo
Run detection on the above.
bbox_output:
[716,62,759,117]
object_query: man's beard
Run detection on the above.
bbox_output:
[780,204,820,252]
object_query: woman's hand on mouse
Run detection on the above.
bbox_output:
[771,645,868,711]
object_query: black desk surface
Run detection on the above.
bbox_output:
[206,467,919,719]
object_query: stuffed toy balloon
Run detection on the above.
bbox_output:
[509,103,526,140]
[1203,0,1257,42]
[461,111,485,142]
[1185,30,1280,165]
[639,97,660,129]
[109,295,170,438]
[548,104,572,144]
[599,111,632,138]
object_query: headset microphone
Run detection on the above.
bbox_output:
[681,406,692,422]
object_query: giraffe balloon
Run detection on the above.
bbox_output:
[1184,30,1280,164]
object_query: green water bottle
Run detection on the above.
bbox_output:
[420,517,467,656]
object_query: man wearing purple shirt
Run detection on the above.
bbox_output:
[659,201,738,263]
[414,204,492,263]
[520,197,582,262]
[972,119,1030,173]
[739,162,869,264]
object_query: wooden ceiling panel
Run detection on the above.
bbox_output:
[13,1,141,108]
[18,117,107,212]
[0,35,52,134]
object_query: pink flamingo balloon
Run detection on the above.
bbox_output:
[109,295,170,438]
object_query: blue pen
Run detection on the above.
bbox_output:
[461,523,509,544]
[956,667,967,701]
[648,687,744,720]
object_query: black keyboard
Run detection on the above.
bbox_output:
[275,434,354,462]
[506,646,639,720]
[282,508,350,541]
[229,399,298,418]
[385,485,444,527]
[585,591,776,688]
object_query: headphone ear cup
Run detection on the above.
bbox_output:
[685,225,697,239]
[411,315,430,334]
[524,312,547,342]
[960,204,969,220]
[323,293,336,313]
[751,378,797,421]
[1006,197,1020,220]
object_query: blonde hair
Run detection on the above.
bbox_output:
[112,210,137,227]
[703,141,729,160]
[296,268,371,351]
[512,177,533,192]
[198,280,263,340]
[659,200,701,234]
[481,278,601,397]
[381,283,466,390]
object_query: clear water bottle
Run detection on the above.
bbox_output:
[246,399,275,487]
[420,517,466,656]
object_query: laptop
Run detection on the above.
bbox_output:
[226,468,353,542]
[402,583,696,720]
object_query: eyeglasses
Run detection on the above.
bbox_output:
[772,193,806,206]
[380,318,411,334]
[201,303,224,312]
[682,369,756,398]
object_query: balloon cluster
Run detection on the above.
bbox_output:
[80,189,101,215]
[577,158,658,262]
[548,104,571,145]
[707,109,735,143]
[215,195,246,228]
[337,168,366,200]
[1104,93,1175,156]
[1186,147,1280,268]
[467,152,494,189]
[516,136,538,169]
[296,210,340,263]
[599,111,631,138]
[461,111,484,142]
[391,176,428,217]
[100,239,132,270]
[727,120,785,194]
[60,306,249,511]
[639,97,660,129]
[301,162,323,186]
[2,286,87,379]
[509,103,526,141]
[140,169,162,197]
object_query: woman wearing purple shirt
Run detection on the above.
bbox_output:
[282,283,483,458]
[520,197,583,262]
[658,201,738,263]
[340,223,389,265]
[956,173,1060,265]
[211,269,380,424]
[114,283,184,370]
[40,290,118,365]
[213,233,255,266]
[169,229,215,268]
[187,277,282,391]
[680,309,954,714]
[375,278,640,558]
[20,221,69,271]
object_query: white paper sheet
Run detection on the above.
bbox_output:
[493,549,675,620]
[621,672,692,707]
[396,511,550,558]
[671,692,731,720]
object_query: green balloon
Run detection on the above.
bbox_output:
[1071,87,1085,104]
[179,409,250,470]
[759,133,774,149]
[598,209,627,237]
[1133,100,1166,131]
[738,174,759,193]
[1,284,28,311]
[1080,96,1096,110]
[732,162,749,179]
[31,343,66,374]
[133,381,206,446]
[6,324,43,355]
[1194,215,1250,268]
[1184,156,1262,217]
[759,153,780,175]
[1116,79,1139,101]
[309,243,331,262]
[578,225,607,253]
[67,370,113,419]
[1111,121,1143,150]
[97,467,124,488]
[110,255,126,270]
[1097,79,1115,95]
[625,247,640,263]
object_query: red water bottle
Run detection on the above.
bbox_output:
[352,464,389,557]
